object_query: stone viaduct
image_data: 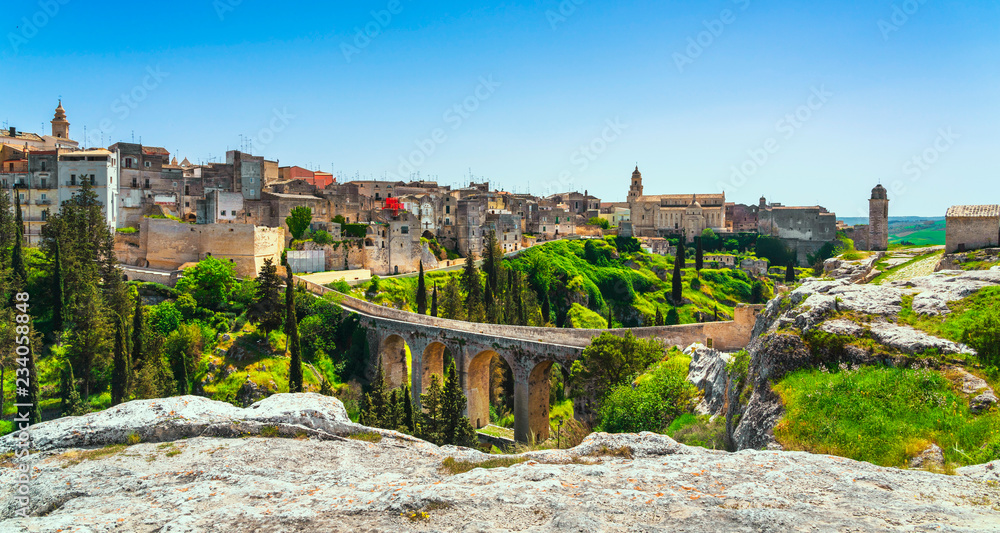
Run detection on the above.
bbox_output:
[295,276,762,443]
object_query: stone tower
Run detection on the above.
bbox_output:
[627,166,643,203]
[869,184,889,251]
[51,100,69,139]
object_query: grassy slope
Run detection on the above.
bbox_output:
[889,220,946,246]
[351,240,770,326]
[773,286,1000,468]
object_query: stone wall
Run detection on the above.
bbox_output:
[946,216,1000,253]
[132,218,284,278]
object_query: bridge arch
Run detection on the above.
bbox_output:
[379,334,410,390]
[421,341,448,394]
[466,349,516,430]
[527,361,554,442]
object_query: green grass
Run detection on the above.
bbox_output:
[666,414,726,450]
[348,431,383,443]
[889,221,947,246]
[871,251,944,285]
[566,303,608,329]
[441,456,525,475]
[773,366,1000,468]
[477,425,514,439]
[899,287,1000,349]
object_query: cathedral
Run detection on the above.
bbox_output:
[626,166,727,241]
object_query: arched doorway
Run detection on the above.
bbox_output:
[379,334,410,390]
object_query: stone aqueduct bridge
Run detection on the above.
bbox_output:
[295,277,762,442]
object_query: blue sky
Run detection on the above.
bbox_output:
[2,0,998,216]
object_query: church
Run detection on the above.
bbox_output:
[626,166,727,241]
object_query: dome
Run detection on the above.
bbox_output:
[53,100,67,121]
[871,184,888,200]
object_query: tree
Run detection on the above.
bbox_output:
[130,297,146,384]
[751,279,766,304]
[286,206,313,240]
[587,217,611,230]
[111,314,130,405]
[285,264,303,393]
[483,230,503,322]
[175,257,238,311]
[416,261,428,315]
[441,362,477,447]
[655,308,664,326]
[430,284,438,318]
[440,278,465,321]
[60,362,85,417]
[402,385,417,434]
[462,253,484,322]
[785,260,796,283]
[666,308,680,326]
[671,247,683,304]
[11,196,27,288]
[676,237,686,270]
[419,374,444,445]
[248,258,283,338]
[163,324,204,396]
[66,284,110,400]
[695,236,704,271]
[568,332,666,426]
[361,358,389,427]
[51,238,66,333]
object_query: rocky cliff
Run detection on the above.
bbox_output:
[2,394,999,532]
[716,269,1000,452]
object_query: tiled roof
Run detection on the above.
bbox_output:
[947,205,1000,218]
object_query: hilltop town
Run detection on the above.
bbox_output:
[0,102,921,283]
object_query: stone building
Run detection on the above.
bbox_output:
[946,205,1000,253]
[485,212,523,253]
[725,203,759,233]
[757,197,837,265]
[627,167,726,241]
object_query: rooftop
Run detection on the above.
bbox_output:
[946,205,1000,218]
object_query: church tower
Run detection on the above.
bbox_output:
[627,166,643,203]
[869,184,889,251]
[51,100,70,139]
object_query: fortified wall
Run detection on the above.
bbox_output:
[118,218,284,278]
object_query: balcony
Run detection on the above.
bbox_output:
[35,199,52,206]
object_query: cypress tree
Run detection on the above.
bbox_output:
[672,250,683,304]
[666,307,680,326]
[60,362,84,417]
[52,238,65,333]
[420,374,444,445]
[785,260,796,283]
[111,314,129,405]
[131,297,145,372]
[285,264,303,393]
[387,389,401,430]
[542,294,551,325]
[695,236,704,271]
[441,362,477,447]
[402,385,416,434]
[416,261,427,314]
[461,253,483,322]
[11,196,27,288]
[430,284,438,318]
[248,258,283,339]
[363,358,389,426]
[676,237,686,270]
[655,308,664,326]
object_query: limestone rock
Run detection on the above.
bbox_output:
[235,378,267,407]
[684,343,731,416]
[909,443,944,469]
[970,391,998,414]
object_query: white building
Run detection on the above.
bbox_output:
[57,148,119,229]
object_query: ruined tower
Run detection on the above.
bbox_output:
[869,184,889,251]
[51,100,69,139]
[627,165,643,203]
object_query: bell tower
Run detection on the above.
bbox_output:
[627,165,643,203]
[51,100,70,139]
[869,184,889,251]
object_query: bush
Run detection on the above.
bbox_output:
[330,280,352,294]
[667,414,726,450]
[962,308,1000,369]
[596,356,698,434]
[313,230,334,245]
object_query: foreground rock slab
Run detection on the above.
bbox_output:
[2,395,999,532]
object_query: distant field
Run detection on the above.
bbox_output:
[888,220,946,246]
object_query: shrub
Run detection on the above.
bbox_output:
[116,227,138,234]
[313,230,334,245]
[330,280,352,294]
[962,308,1000,369]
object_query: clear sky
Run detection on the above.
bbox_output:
[2,0,997,217]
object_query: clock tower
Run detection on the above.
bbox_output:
[627,165,643,203]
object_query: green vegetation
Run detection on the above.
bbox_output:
[889,220,946,246]
[348,431,383,443]
[899,288,1000,368]
[666,414,726,449]
[441,456,525,475]
[596,352,698,434]
[588,217,611,229]
[566,303,608,329]
[116,227,138,234]
[285,206,312,240]
[774,366,1000,468]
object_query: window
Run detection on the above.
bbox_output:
[70,174,77,186]
[185,202,190,207]
[144,161,151,168]
[249,178,254,184]
[41,161,46,171]
[40,193,47,201]
[185,185,190,195]
[172,182,177,188]
[401,226,409,234]
[41,210,48,221]
[19,193,25,202]
[90,174,96,185]
[144,179,150,188]
[221,210,227,216]
[446,205,451,214]
[40,178,47,189]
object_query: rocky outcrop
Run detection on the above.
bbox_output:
[822,252,882,282]
[730,270,1000,452]
[0,394,380,454]
[3,395,1000,532]
[683,343,730,416]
